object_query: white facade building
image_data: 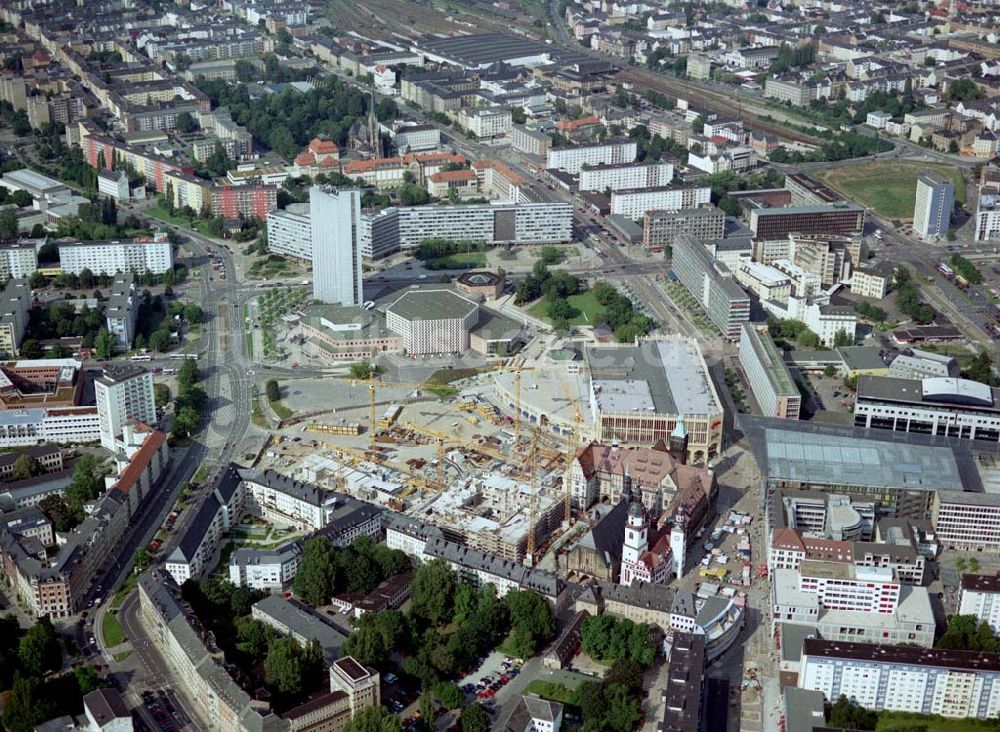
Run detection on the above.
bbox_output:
[57,237,173,276]
[546,141,638,174]
[94,364,156,451]
[735,259,792,303]
[385,290,479,355]
[310,187,362,306]
[761,293,856,346]
[914,171,954,239]
[800,639,1000,719]
[578,162,674,193]
[463,107,513,140]
[609,185,711,220]
[959,574,1000,635]
[363,202,572,258]
[229,544,302,591]
[0,406,100,447]
[0,243,38,279]
[266,207,312,260]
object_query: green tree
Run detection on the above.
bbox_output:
[18,617,62,677]
[833,329,854,347]
[344,705,402,732]
[460,703,489,732]
[826,695,878,730]
[149,329,170,352]
[11,454,42,481]
[64,454,106,515]
[349,361,378,380]
[342,610,407,668]
[0,207,19,242]
[504,590,555,657]
[94,328,114,359]
[3,673,44,732]
[603,683,642,732]
[19,339,42,358]
[133,548,152,571]
[38,495,77,532]
[175,111,197,133]
[435,681,462,710]
[266,379,281,402]
[264,637,306,695]
[183,303,203,323]
[154,383,171,407]
[73,665,105,695]
[410,558,456,625]
[293,536,337,606]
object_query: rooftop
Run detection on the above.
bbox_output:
[858,375,998,409]
[585,337,722,417]
[743,417,967,492]
[740,324,797,398]
[803,638,1000,671]
[411,32,589,68]
[386,289,478,322]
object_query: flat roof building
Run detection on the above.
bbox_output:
[671,234,750,340]
[749,203,866,241]
[855,375,1000,442]
[800,638,1000,719]
[385,290,479,355]
[585,337,724,464]
[739,324,801,420]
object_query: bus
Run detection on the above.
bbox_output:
[378,404,402,428]
[130,354,151,362]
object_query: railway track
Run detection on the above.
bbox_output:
[616,67,822,146]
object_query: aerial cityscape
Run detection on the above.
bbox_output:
[1,1,1000,732]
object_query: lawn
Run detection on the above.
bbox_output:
[102,611,126,647]
[145,204,190,228]
[814,161,967,221]
[876,712,1000,731]
[424,251,486,270]
[527,290,605,327]
[270,398,293,420]
[524,680,578,705]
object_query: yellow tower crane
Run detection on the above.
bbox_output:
[526,429,540,564]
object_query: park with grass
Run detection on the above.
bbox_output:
[527,289,605,327]
[814,161,966,221]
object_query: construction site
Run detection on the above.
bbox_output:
[256,361,586,566]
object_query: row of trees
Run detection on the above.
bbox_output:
[894,266,936,325]
[292,534,411,606]
[768,130,892,164]
[949,253,982,285]
[172,357,207,439]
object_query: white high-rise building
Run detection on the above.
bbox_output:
[913,172,954,239]
[95,364,156,451]
[310,187,362,306]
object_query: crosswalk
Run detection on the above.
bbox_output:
[206,373,236,449]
